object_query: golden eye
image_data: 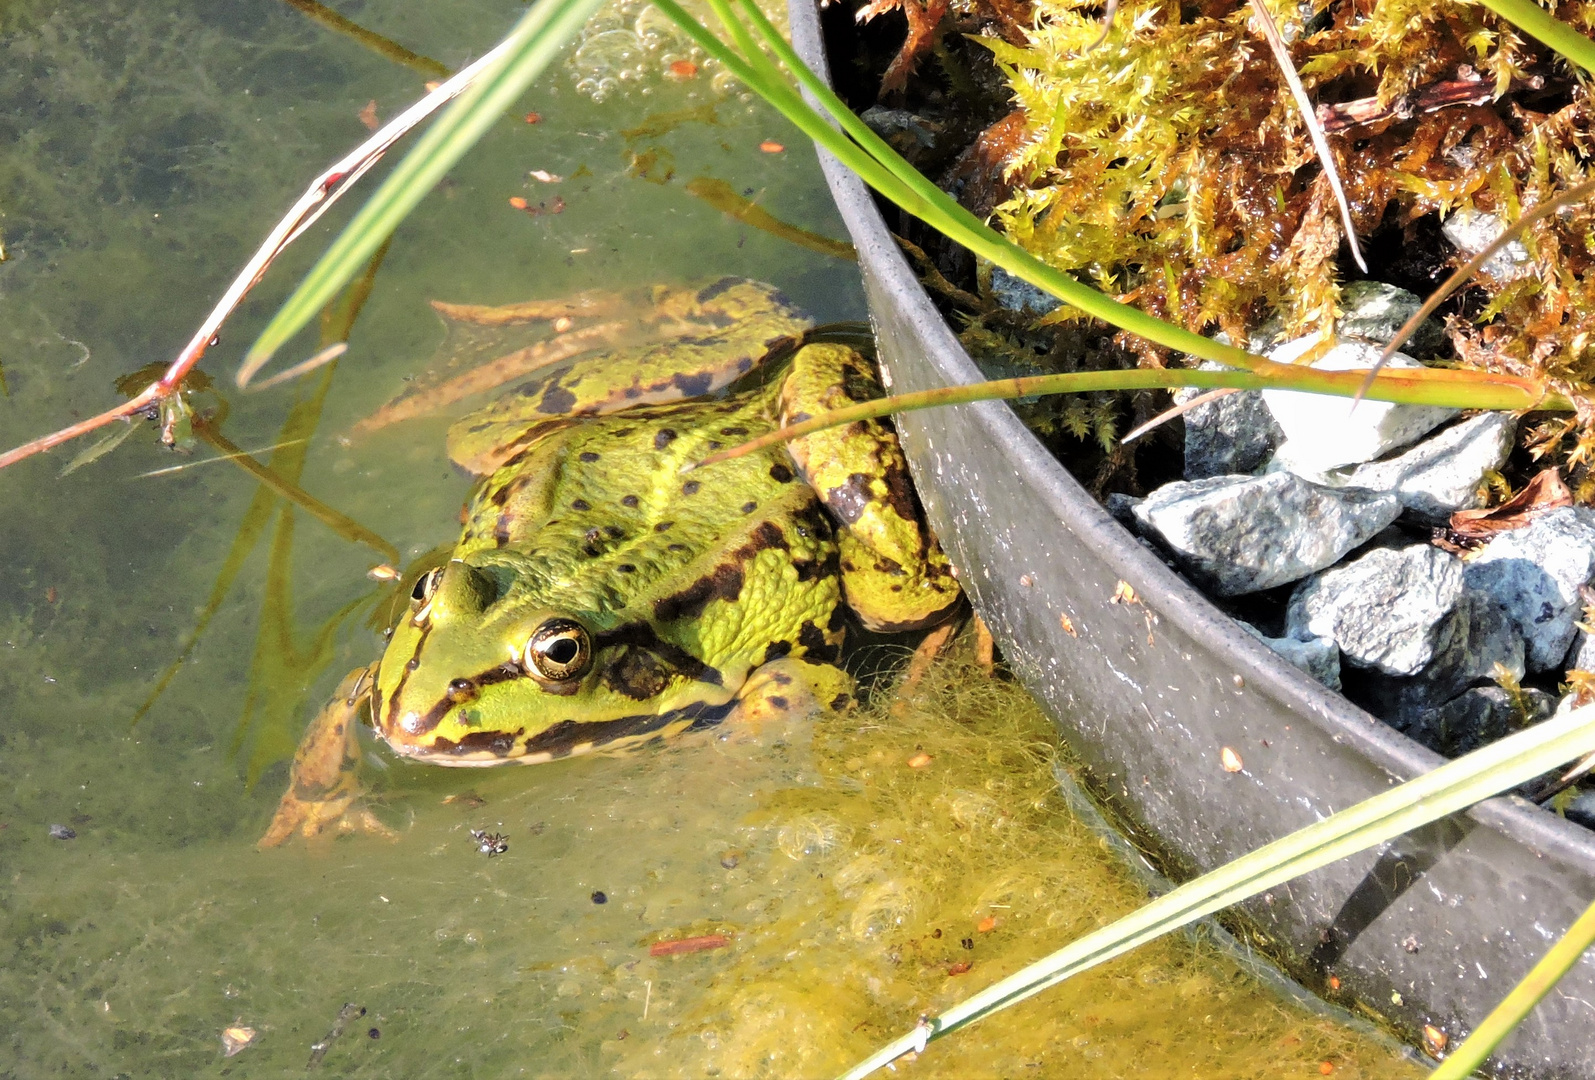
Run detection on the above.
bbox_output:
[523,619,591,681]
[410,567,443,624]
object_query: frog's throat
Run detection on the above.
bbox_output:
[378,696,738,766]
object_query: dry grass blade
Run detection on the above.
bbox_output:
[1120,387,1237,445]
[1250,0,1366,273]
[247,344,349,392]
[0,37,518,472]
[1081,0,1121,53]
[1356,175,1595,402]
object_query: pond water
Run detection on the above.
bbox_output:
[0,1,1423,1076]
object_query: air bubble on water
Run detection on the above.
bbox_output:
[567,0,783,102]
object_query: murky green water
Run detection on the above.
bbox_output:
[0,2,1423,1076]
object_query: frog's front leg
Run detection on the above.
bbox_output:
[258,666,397,849]
[725,657,857,732]
[779,343,963,632]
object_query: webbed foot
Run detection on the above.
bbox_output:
[258,666,398,849]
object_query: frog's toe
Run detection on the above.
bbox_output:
[729,658,856,731]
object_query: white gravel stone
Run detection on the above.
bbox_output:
[1463,507,1595,671]
[1287,545,1468,676]
[1334,413,1516,524]
[1132,471,1401,595]
[1238,621,1342,690]
[1176,363,1282,479]
[1441,206,1533,283]
[1261,340,1459,471]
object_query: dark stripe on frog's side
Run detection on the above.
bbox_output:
[518,697,739,760]
[428,727,526,757]
[651,521,788,623]
[384,659,524,738]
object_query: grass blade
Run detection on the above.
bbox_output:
[1250,0,1365,271]
[1429,896,1595,1079]
[1478,0,1595,74]
[839,703,1595,1078]
[242,0,607,376]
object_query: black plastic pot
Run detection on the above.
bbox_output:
[790,6,1595,1075]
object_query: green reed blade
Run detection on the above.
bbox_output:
[840,704,1595,1078]
[243,0,605,372]
[1429,895,1595,1080]
[1478,0,1595,74]
[695,364,1557,468]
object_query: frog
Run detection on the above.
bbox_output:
[261,277,961,846]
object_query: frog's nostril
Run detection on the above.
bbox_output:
[446,678,478,704]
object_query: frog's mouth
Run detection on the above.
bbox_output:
[381,698,740,766]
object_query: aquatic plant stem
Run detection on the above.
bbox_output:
[279,0,451,78]
[1428,895,1595,1080]
[0,31,523,472]
[696,364,1557,468]
[839,703,1595,1079]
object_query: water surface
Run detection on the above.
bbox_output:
[0,2,1420,1076]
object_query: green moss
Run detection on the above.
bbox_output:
[975,0,1595,489]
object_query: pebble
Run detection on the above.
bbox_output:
[1132,471,1401,595]
[988,266,1062,317]
[1261,340,1458,472]
[1424,686,1555,757]
[1441,207,1533,283]
[1356,590,1524,732]
[1286,544,1525,733]
[1176,364,1282,480]
[1334,412,1515,524]
[1287,545,1474,676]
[1238,621,1341,690]
[1463,507,1595,672]
[1103,492,1143,528]
[1333,281,1443,357]
[48,824,76,840]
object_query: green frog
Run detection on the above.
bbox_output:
[261,278,960,846]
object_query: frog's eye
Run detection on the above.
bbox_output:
[410,567,444,623]
[523,619,592,682]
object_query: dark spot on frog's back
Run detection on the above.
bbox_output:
[572,498,591,511]
[655,562,745,622]
[654,428,677,449]
[621,495,640,508]
[799,620,840,663]
[671,371,714,397]
[769,463,794,484]
[579,451,601,463]
[682,480,701,496]
[539,383,577,415]
[825,472,875,525]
